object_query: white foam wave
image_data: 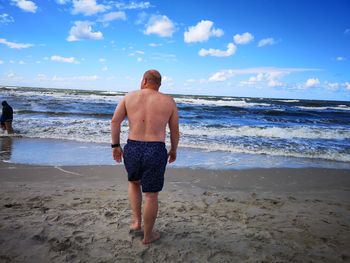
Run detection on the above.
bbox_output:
[275,99,300,103]
[175,98,270,108]
[178,141,350,162]
[297,106,350,111]
[14,118,120,144]
[180,125,350,140]
[3,88,124,103]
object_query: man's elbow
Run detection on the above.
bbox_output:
[111,118,121,127]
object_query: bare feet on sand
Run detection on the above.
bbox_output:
[143,231,160,245]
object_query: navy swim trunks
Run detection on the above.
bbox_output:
[123,139,168,193]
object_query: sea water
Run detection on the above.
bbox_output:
[1,86,350,169]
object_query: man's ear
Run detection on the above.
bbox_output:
[141,78,147,88]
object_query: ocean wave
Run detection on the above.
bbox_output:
[178,141,350,162]
[275,99,300,103]
[297,105,350,111]
[180,124,350,140]
[13,118,119,144]
[175,98,271,108]
[2,87,124,103]
[15,109,113,118]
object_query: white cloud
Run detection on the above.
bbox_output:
[11,0,37,13]
[198,43,236,57]
[129,50,145,56]
[101,66,108,71]
[0,13,14,24]
[149,43,163,47]
[304,78,320,88]
[51,55,79,64]
[244,71,285,87]
[184,20,223,43]
[0,38,33,49]
[234,32,254,44]
[344,82,350,90]
[56,0,70,4]
[76,75,99,81]
[72,0,108,16]
[135,11,148,25]
[163,76,174,87]
[115,1,151,10]
[209,67,316,82]
[144,15,175,37]
[67,21,103,41]
[99,11,126,23]
[36,73,47,80]
[326,82,340,90]
[151,52,177,62]
[49,75,100,82]
[0,60,4,64]
[19,60,25,65]
[99,58,106,63]
[336,56,345,61]
[258,37,276,47]
[209,71,228,82]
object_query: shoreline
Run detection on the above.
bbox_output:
[1,161,350,262]
[2,136,350,170]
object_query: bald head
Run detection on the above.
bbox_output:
[141,70,162,90]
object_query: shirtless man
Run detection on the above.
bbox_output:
[111,69,179,244]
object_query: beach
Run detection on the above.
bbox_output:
[1,161,349,262]
[1,86,350,262]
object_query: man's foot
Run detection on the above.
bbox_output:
[142,231,161,245]
[130,221,142,231]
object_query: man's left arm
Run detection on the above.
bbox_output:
[111,98,127,163]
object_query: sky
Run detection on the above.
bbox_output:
[0,0,350,100]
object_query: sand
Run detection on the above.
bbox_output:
[0,161,349,262]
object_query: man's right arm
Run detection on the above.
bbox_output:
[111,97,127,163]
[168,100,179,163]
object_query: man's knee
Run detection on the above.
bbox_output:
[144,192,158,200]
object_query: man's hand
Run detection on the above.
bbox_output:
[168,149,177,163]
[113,147,123,163]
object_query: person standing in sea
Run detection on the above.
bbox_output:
[111,69,179,244]
[1,101,14,134]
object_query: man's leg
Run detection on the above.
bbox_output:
[5,122,13,134]
[128,181,142,230]
[143,192,161,244]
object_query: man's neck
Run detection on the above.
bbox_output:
[141,86,159,91]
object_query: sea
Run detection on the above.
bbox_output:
[1,86,350,169]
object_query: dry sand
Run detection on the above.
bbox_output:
[0,161,349,262]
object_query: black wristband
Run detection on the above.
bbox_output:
[111,143,120,148]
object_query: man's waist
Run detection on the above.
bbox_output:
[127,139,165,146]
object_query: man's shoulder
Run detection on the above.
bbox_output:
[126,90,140,96]
[158,91,175,100]
[124,90,141,100]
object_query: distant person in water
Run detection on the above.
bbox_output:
[111,69,179,244]
[1,101,14,134]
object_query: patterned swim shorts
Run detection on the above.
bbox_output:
[123,139,168,193]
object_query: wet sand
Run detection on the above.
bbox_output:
[0,161,349,262]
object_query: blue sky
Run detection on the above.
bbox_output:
[0,0,349,100]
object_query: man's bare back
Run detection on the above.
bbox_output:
[125,89,176,142]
